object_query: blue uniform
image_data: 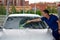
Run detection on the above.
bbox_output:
[41,14,59,40]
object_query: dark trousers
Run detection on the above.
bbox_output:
[52,30,59,40]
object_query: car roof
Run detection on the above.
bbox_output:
[8,14,41,17]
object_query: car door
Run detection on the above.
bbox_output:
[19,17,54,40]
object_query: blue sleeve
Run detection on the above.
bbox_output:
[53,15,58,21]
[41,17,45,21]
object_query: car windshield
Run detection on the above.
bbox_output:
[4,17,48,29]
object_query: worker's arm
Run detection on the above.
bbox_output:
[57,20,60,34]
[26,18,42,23]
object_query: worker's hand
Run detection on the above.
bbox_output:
[58,30,60,34]
[26,20,31,23]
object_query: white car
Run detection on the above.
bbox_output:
[0,14,54,40]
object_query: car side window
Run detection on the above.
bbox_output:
[19,17,47,29]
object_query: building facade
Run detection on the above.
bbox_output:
[0,0,29,6]
[0,0,30,12]
[30,2,57,11]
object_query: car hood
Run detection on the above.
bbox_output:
[0,29,54,40]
